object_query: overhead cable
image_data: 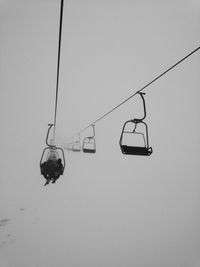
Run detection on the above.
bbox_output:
[69,45,200,139]
[53,0,64,139]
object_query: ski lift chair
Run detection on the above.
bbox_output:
[65,142,73,151]
[72,134,81,152]
[82,125,96,153]
[40,124,66,179]
[119,92,152,156]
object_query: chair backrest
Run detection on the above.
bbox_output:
[46,149,59,161]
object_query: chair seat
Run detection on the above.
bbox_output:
[82,148,96,153]
[121,145,152,156]
[72,148,81,152]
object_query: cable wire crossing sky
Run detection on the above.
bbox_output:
[68,45,200,139]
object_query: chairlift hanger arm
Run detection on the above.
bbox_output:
[139,92,146,121]
[92,124,95,138]
[46,124,54,147]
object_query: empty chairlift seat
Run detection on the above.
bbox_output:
[119,120,152,156]
[72,134,81,152]
[82,124,96,154]
[82,137,96,153]
[119,92,153,156]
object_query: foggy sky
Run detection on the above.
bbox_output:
[0,0,200,267]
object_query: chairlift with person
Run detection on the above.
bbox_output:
[40,124,66,185]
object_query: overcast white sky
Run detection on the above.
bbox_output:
[0,0,200,267]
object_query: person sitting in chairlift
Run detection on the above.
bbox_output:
[41,158,64,186]
[51,158,64,184]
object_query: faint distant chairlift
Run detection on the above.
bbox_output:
[82,124,96,153]
[40,124,66,180]
[119,92,153,156]
[72,134,81,152]
[65,141,73,151]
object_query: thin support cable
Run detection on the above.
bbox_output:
[70,45,200,138]
[53,0,64,139]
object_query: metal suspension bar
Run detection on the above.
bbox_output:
[53,0,64,139]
